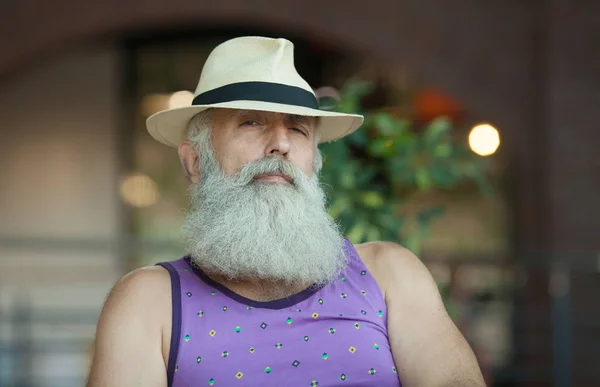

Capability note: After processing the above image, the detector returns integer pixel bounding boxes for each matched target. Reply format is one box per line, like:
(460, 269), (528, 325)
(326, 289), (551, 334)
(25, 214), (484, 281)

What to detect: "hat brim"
(146, 100), (364, 147)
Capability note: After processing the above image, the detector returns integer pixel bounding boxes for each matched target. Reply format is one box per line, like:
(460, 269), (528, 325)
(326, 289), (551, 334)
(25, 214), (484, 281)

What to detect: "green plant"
(320, 79), (492, 254)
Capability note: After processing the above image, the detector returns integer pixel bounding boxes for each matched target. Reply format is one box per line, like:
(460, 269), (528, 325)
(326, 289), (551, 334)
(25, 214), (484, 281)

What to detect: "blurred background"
(0, 1), (598, 386)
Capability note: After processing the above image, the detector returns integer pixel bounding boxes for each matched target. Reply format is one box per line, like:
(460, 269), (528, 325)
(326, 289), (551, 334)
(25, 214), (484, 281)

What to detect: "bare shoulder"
(354, 241), (433, 299)
(100, 265), (172, 318)
(96, 264), (172, 345)
(356, 241), (485, 386)
(87, 266), (172, 386)
(104, 265), (173, 353)
(109, 265), (171, 299)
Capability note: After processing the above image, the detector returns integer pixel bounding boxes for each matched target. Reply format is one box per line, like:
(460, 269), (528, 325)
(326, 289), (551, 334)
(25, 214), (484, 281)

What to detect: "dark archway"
(2, 1), (534, 134)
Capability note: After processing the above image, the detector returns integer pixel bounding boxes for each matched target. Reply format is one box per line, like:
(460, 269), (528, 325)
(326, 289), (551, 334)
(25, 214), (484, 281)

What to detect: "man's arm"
(87, 266), (171, 387)
(377, 243), (485, 387)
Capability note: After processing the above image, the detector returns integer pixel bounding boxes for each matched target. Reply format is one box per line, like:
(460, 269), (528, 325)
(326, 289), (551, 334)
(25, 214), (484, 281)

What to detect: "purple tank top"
(158, 240), (401, 386)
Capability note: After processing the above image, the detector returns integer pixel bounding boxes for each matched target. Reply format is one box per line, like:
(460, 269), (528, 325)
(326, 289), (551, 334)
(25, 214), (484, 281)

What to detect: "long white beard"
(181, 132), (346, 287)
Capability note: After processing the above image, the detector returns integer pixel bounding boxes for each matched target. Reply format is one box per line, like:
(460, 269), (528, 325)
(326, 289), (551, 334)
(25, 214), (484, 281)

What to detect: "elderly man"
(87, 36), (485, 387)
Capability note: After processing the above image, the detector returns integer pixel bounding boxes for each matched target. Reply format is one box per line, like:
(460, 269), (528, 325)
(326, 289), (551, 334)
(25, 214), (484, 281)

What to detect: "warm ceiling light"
(469, 124), (500, 156)
(120, 173), (159, 208)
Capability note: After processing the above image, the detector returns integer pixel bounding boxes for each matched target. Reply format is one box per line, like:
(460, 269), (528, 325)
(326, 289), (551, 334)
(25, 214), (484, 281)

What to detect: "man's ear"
(178, 140), (201, 184)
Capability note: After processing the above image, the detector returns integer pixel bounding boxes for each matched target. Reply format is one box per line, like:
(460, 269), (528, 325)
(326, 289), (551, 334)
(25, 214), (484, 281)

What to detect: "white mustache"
(234, 156), (305, 187)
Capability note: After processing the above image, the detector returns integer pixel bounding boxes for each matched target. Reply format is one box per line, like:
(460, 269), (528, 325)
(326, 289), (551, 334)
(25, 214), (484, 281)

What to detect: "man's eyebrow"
(286, 114), (316, 127)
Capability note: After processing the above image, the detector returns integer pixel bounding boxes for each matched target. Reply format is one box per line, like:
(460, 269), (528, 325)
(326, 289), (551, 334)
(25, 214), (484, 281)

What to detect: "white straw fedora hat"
(146, 36), (364, 146)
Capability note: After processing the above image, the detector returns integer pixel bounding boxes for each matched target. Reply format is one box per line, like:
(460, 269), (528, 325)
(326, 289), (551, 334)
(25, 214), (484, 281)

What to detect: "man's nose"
(264, 123), (291, 157)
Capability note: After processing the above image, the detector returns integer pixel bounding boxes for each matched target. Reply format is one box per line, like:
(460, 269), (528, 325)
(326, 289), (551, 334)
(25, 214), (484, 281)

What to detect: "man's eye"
(291, 127), (307, 136)
(241, 121), (260, 126)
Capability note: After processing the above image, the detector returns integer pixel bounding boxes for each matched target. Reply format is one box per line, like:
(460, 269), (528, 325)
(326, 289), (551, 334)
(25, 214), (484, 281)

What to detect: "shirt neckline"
(183, 256), (323, 310)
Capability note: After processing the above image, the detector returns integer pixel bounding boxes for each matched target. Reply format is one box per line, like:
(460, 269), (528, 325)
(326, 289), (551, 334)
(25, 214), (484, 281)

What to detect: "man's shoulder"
(89, 266), (172, 386)
(353, 241), (429, 298)
(101, 266), (172, 321)
(354, 241), (422, 275)
(113, 265), (172, 297)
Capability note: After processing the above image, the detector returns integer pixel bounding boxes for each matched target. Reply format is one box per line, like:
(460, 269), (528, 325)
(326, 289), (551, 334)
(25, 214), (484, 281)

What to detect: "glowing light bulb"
(469, 124), (500, 156)
(120, 173), (159, 207)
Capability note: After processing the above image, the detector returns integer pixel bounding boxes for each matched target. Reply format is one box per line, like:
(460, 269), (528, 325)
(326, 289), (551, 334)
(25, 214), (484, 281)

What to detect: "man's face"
(208, 109), (317, 180)
(179, 109), (345, 289)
